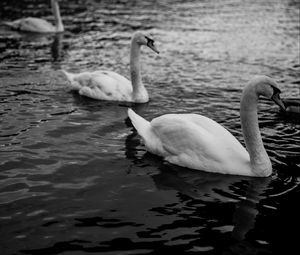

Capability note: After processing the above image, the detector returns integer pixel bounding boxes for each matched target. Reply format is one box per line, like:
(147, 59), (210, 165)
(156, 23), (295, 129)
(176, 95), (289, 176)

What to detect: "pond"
(0, 0), (299, 254)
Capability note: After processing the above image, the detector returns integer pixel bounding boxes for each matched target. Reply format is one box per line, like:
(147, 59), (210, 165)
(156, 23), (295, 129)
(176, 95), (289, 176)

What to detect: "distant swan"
(3, 0), (64, 33)
(128, 76), (286, 177)
(282, 98), (300, 114)
(62, 32), (159, 103)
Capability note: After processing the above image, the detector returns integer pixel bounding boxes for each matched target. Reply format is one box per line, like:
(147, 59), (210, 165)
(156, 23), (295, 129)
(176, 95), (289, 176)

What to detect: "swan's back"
(63, 70), (133, 101)
(152, 114), (248, 156)
(283, 99), (300, 113)
(148, 113), (251, 175)
(5, 18), (55, 32)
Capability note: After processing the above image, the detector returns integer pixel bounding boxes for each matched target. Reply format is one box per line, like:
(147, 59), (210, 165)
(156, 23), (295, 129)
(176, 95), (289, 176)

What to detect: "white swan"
(62, 32), (159, 103)
(3, 0), (64, 33)
(128, 76), (286, 177)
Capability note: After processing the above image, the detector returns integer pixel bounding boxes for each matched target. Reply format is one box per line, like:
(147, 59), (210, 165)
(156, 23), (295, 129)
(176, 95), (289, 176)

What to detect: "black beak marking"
(271, 86), (286, 111)
(271, 86), (281, 100)
(272, 86), (281, 94)
(145, 36), (154, 46)
(145, 36), (159, 54)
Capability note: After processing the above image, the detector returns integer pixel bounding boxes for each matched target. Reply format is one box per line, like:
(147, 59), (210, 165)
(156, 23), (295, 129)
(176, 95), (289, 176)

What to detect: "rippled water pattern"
(0, 0), (299, 254)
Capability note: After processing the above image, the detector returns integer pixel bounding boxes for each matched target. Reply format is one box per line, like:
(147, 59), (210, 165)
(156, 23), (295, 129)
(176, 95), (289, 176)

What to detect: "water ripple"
(0, 0), (299, 254)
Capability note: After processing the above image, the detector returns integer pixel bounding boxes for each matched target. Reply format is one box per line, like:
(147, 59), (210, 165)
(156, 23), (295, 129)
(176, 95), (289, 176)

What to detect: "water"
(0, 0), (299, 254)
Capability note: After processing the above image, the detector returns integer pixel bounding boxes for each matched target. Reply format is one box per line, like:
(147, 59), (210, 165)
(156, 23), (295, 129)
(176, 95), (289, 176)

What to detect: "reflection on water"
(0, 0), (299, 254)
(51, 33), (64, 63)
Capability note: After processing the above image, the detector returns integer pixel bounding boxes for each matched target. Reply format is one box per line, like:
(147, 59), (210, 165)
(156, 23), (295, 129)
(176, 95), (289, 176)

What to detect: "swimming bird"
(282, 98), (300, 114)
(62, 32), (159, 103)
(128, 76), (285, 177)
(3, 0), (64, 33)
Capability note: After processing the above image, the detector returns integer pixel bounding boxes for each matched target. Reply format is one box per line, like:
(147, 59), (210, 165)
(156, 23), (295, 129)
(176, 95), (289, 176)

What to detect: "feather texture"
(62, 32), (159, 103)
(128, 76), (284, 177)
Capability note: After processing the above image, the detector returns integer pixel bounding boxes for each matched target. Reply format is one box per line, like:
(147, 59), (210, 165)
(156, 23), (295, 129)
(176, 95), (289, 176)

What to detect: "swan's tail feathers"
(2, 21), (20, 29)
(61, 70), (74, 82)
(128, 109), (151, 141)
(2, 21), (12, 27)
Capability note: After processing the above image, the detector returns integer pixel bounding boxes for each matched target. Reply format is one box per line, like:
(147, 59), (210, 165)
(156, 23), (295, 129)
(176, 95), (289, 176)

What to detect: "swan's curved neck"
(240, 85), (272, 176)
(51, 0), (64, 32)
(130, 39), (148, 102)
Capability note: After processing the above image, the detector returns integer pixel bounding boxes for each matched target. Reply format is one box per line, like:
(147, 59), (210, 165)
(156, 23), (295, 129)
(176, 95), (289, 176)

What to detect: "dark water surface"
(0, 0), (300, 254)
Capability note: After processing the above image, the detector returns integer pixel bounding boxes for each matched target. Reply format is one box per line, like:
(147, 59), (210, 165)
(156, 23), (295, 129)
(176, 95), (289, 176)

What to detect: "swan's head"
(132, 32), (159, 54)
(252, 75), (286, 111)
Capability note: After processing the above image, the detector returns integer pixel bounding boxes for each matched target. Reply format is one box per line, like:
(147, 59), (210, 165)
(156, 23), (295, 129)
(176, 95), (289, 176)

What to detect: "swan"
(128, 76), (286, 177)
(62, 32), (159, 103)
(3, 0), (64, 33)
(282, 98), (300, 114)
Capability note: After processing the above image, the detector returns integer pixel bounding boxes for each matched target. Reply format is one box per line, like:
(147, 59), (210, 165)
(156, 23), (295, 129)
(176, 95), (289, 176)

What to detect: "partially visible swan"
(282, 98), (300, 114)
(3, 0), (64, 33)
(128, 76), (286, 177)
(62, 32), (159, 103)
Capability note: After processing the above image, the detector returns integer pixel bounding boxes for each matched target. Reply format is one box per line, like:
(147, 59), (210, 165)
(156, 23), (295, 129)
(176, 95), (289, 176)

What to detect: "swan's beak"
(147, 40), (159, 54)
(272, 92), (286, 111)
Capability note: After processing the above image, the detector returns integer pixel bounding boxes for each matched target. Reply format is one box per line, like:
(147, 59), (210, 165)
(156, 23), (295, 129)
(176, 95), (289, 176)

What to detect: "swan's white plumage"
(283, 98), (300, 113)
(3, 0), (63, 33)
(128, 76), (284, 177)
(4, 18), (56, 33)
(128, 109), (252, 176)
(62, 70), (134, 101)
(62, 32), (159, 103)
